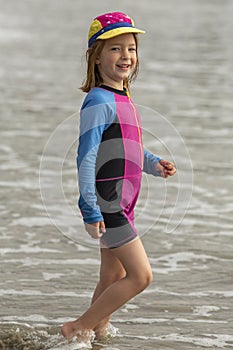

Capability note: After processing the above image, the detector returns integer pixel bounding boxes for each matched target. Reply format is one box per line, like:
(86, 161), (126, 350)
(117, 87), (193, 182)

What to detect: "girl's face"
(96, 33), (137, 90)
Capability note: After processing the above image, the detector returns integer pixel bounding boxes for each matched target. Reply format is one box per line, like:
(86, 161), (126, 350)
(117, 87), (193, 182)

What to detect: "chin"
(118, 73), (130, 81)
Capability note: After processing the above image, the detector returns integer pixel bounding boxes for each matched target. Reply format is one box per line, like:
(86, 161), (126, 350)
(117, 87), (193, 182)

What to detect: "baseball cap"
(88, 12), (145, 48)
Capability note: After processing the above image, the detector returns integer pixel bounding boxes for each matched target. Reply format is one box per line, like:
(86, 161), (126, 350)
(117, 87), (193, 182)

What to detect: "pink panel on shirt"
(114, 93), (143, 177)
(114, 93), (143, 226)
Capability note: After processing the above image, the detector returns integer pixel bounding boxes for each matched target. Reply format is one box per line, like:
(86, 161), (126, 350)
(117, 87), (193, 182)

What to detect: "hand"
(155, 159), (176, 178)
(84, 221), (106, 239)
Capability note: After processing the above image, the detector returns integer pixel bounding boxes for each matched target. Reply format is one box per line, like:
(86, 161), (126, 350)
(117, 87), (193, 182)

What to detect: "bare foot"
(94, 322), (110, 340)
(61, 320), (78, 339)
(61, 320), (95, 343)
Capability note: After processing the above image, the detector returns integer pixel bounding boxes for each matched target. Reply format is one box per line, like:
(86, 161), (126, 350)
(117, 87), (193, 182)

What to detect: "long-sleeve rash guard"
(77, 85), (161, 227)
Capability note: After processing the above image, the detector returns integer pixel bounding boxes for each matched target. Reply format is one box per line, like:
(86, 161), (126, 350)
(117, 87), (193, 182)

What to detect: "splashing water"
(105, 323), (119, 338)
(0, 323), (119, 350)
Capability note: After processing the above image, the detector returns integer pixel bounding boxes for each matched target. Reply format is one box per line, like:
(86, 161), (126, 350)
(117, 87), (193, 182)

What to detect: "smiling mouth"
(117, 64), (130, 69)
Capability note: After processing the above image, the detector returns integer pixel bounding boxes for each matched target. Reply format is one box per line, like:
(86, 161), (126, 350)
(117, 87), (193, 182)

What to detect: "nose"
(121, 49), (130, 60)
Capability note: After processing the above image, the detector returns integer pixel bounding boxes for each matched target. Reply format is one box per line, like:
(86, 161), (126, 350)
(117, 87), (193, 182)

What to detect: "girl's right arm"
(77, 105), (105, 225)
(77, 91), (115, 228)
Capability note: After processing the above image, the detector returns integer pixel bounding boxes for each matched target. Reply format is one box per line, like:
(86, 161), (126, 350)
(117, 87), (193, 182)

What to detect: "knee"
(134, 269), (153, 293)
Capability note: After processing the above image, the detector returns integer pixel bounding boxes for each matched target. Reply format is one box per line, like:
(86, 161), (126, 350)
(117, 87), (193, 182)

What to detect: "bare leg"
(61, 238), (152, 339)
(91, 247), (126, 339)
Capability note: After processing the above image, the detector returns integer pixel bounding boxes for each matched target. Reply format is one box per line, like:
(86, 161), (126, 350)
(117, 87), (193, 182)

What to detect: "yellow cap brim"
(97, 27), (145, 40)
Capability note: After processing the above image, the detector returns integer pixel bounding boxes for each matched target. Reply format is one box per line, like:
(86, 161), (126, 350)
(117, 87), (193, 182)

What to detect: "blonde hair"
(80, 34), (139, 93)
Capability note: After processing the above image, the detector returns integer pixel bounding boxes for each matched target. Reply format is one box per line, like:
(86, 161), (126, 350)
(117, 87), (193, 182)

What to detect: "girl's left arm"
(143, 148), (176, 178)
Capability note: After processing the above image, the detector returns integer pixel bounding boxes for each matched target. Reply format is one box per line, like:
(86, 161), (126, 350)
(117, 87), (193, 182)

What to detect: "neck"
(102, 80), (124, 91)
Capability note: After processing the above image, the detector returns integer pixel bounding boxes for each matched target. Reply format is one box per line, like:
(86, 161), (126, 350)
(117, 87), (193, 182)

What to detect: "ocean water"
(0, 0), (233, 349)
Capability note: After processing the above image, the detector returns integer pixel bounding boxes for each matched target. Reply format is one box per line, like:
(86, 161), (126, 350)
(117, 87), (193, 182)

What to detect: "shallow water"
(1, 0), (233, 349)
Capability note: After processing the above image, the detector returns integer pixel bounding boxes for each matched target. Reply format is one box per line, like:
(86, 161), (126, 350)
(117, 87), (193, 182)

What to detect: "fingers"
(167, 167), (176, 176)
(159, 159), (173, 169)
(99, 221), (106, 234)
(85, 221), (106, 239)
(159, 160), (177, 178)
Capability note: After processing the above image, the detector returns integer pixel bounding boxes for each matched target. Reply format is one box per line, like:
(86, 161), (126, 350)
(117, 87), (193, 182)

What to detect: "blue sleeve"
(143, 148), (162, 176)
(77, 89), (116, 224)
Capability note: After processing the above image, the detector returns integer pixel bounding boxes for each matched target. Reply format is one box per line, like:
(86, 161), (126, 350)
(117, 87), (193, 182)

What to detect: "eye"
(129, 47), (136, 52)
(111, 47), (120, 51)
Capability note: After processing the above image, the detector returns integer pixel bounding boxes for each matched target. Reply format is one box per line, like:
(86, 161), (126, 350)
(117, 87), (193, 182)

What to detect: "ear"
(95, 57), (100, 65)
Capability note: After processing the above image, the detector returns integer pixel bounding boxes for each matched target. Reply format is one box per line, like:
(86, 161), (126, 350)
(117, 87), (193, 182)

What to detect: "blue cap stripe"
(88, 22), (133, 47)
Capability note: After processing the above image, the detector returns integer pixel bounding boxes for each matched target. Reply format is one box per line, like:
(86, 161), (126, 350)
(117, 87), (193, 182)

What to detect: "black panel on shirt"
(96, 115), (125, 179)
(100, 84), (127, 96)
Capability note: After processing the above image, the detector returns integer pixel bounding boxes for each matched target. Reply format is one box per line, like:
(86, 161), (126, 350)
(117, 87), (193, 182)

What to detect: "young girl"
(62, 12), (176, 342)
